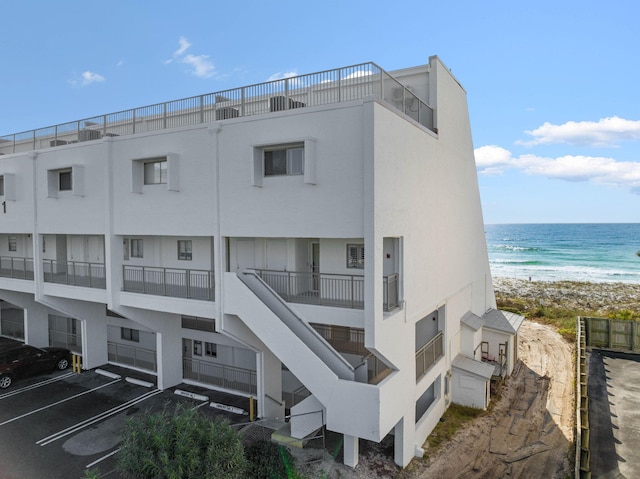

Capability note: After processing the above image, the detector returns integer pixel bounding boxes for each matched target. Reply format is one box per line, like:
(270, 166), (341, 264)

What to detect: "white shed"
(451, 354), (495, 409)
(481, 309), (525, 377)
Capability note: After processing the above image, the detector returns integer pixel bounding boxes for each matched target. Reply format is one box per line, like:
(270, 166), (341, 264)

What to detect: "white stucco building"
(0, 55), (521, 467)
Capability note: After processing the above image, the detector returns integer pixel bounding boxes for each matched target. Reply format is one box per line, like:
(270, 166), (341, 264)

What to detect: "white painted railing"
(0, 62), (434, 155)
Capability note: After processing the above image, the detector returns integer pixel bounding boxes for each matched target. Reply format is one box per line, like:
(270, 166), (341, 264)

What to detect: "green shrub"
(117, 404), (248, 479)
(82, 469), (100, 479)
(246, 439), (297, 479)
(607, 309), (638, 320)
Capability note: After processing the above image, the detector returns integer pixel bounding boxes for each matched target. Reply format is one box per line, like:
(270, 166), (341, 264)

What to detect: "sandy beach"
(493, 276), (640, 313)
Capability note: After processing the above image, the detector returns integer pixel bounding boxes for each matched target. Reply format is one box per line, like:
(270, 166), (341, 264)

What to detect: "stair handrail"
(238, 270), (355, 381)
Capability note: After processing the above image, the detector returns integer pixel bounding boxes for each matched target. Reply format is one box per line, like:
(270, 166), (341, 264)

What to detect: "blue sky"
(1, 1), (639, 224)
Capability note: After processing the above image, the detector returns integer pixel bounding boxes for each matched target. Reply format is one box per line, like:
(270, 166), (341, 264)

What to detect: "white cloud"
(475, 146), (640, 192)
(174, 36), (191, 57)
(182, 54), (215, 78)
(267, 71), (298, 82)
(343, 69), (374, 79)
(166, 37), (215, 78)
(80, 71), (105, 86)
(517, 116), (640, 147)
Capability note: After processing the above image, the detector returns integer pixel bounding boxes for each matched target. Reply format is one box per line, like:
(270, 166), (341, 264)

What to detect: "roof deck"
(0, 62), (435, 156)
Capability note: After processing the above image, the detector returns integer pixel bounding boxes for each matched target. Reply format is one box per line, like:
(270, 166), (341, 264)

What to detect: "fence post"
(350, 275), (355, 308)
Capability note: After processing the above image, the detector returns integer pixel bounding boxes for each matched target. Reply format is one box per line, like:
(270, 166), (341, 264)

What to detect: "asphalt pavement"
(0, 365), (253, 479)
(588, 349), (640, 479)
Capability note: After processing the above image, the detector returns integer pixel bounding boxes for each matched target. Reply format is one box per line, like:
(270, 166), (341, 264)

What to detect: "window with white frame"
(121, 327), (140, 342)
(8, 236), (17, 252)
(193, 340), (203, 356)
(177, 240), (192, 260)
(347, 244), (364, 269)
(143, 159), (167, 185)
(205, 342), (217, 358)
(47, 166), (83, 198)
(264, 144), (304, 176)
(130, 239), (143, 258)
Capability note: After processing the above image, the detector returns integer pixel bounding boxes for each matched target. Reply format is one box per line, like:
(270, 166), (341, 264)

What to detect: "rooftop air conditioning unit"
(78, 129), (102, 142)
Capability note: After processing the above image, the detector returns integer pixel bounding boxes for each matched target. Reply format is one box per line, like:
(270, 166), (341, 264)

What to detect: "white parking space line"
(37, 389), (162, 446)
(0, 379), (121, 426)
(86, 448), (120, 469)
(0, 372), (76, 400)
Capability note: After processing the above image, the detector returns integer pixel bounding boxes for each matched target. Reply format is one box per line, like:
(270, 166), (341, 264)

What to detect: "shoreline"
(493, 276), (640, 313)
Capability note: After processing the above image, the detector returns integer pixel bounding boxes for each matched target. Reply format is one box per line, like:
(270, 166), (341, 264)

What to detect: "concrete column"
(260, 349), (284, 419)
(24, 302), (49, 347)
(156, 324), (182, 390)
(82, 317), (108, 370)
(343, 434), (359, 468)
(394, 415), (414, 467)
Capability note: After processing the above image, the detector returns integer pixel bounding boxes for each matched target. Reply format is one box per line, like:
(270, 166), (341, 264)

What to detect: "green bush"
(117, 404), (248, 479)
(608, 309), (638, 320)
(246, 439), (297, 479)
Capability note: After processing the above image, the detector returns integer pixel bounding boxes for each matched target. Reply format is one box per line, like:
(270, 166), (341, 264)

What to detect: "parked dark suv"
(0, 344), (71, 388)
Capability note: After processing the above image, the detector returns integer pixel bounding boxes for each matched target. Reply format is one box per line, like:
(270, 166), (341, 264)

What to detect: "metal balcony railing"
(415, 331), (444, 381)
(43, 259), (106, 289)
(254, 269), (399, 311)
(183, 357), (257, 395)
(0, 62), (435, 155)
(108, 341), (157, 372)
(123, 265), (214, 301)
(311, 323), (367, 355)
(0, 256), (34, 280)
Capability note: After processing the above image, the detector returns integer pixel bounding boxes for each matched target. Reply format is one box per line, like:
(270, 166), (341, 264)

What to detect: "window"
(42, 236), (46, 253)
(59, 169), (72, 191)
(177, 240), (192, 260)
(347, 244), (364, 269)
(144, 159), (167, 185)
(133, 155), (179, 193)
(8, 236), (16, 252)
(193, 340), (202, 356)
(264, 145), (304, 176)
(48, 167), (83, 198)
(205, 342), (217, 358)
(0, 176), (4, 196)
(130, 239), (143, 258)
(121, 327), (140, 342)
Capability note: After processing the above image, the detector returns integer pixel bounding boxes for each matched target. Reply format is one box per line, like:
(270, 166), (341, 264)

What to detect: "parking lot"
(588, 349), (640, 479)
(0, 365), (253, 479)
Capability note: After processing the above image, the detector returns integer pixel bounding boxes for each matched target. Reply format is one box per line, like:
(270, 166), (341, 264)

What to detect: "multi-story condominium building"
(0, 55), (522, 468)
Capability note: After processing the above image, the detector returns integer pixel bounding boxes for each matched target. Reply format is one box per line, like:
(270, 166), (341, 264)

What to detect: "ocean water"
(485, 223), (640, 284)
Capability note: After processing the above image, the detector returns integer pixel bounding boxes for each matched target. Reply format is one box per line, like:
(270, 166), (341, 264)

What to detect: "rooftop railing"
(0, 62), (434, 155)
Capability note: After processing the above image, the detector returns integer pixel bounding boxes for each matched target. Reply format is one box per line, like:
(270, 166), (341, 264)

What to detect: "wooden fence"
(584, 317), (640, 351)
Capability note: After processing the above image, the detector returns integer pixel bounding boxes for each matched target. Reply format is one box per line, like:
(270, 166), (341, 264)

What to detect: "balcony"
(43, 259), (106, 289)
(123, 265), (214, 301)
(415, 331), (444, 381)
(0, 256), (34, 280)
(0, 62), (434, 155)
(255, 269), (399, 311)
(182, 358), (256, 395)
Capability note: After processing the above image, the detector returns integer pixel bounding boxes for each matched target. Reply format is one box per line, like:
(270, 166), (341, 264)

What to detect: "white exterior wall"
(452, 371), (489, 409)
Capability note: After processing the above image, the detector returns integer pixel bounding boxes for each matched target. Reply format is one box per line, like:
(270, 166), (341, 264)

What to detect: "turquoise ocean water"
(485, 223), (640, 284)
